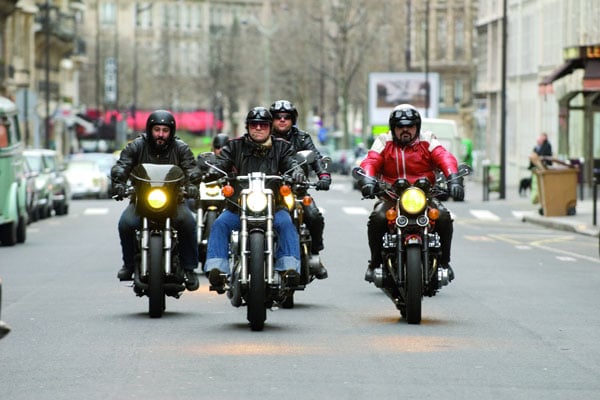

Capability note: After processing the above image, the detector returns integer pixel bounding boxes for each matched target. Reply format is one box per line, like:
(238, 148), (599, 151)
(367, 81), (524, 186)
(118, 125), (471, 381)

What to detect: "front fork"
(140, 217), (173, 276)
(239, 194), (274, 285)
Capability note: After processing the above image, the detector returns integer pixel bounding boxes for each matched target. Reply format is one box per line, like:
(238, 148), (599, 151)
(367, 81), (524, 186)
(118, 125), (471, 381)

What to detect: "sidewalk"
(464, 179), (600, 238)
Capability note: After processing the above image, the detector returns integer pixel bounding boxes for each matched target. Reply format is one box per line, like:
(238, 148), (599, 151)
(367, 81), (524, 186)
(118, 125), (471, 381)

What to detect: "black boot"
(364, 261), (375, 283)
(184, 270), (200, 291)
(117, 265), (133, 281)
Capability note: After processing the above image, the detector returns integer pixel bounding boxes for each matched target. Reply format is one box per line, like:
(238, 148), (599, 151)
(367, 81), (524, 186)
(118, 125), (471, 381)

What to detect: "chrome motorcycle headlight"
(247, 190), (268, 212)
(400, 187), (427, 214)
(147, 188), (168, 210)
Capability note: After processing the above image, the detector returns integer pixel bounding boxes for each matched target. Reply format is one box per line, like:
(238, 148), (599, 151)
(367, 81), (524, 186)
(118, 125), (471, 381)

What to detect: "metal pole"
(424, 1), (429, 118)
(499, 0), (508, 199)
(45, 0), (51, 148)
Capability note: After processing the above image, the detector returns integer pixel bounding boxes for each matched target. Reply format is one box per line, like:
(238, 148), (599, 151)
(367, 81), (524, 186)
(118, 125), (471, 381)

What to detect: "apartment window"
(454, 15), (465, 59)
(100, 2), (116, 27)
(436, 14), (447, 60)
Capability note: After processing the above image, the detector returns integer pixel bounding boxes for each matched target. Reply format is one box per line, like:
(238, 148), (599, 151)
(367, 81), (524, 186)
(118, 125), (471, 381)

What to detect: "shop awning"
(539, 60), (584, 94)
(539, 60), (581, 86)
(84, 109), (224, 134)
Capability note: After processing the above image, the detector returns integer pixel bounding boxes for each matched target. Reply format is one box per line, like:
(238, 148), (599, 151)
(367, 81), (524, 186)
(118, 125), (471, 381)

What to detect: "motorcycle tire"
(404, 245), (423, 324)
(247, 231), (266, 331)
(148, 234), (166, 318)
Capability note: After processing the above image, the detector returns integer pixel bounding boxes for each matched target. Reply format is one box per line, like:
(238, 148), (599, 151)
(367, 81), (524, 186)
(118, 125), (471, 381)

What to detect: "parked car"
(21, 157), (41, 223)
(330, 149), (356, 175)
(0, 96), (28, 245)
(65, 159), (110, 199)
(67, 152), (116, 197)
(23, 149), (70, 217)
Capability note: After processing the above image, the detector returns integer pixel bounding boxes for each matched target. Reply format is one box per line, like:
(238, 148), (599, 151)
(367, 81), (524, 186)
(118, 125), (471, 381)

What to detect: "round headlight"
(147, 188), (168, 209)
(400, 187), (427, 214)
(247, 191), (268, 212)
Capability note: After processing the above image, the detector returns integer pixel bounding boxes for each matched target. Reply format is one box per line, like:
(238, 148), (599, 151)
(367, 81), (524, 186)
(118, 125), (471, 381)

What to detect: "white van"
(420, 118), (462, 158)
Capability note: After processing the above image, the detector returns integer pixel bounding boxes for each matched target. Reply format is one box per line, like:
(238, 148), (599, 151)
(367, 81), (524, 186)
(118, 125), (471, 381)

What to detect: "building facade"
(476, 0), (600, 189)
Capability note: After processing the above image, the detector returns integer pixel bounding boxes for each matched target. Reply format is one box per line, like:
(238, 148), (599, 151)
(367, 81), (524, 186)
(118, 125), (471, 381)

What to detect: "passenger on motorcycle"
(357, 104), (464, 283)
(111, 109), (202, 291)
(269, 99), (330, 280)
(203, 107), (305, 291)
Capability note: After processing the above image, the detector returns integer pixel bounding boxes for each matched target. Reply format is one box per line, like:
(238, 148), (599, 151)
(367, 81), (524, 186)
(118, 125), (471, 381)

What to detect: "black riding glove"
(113, 183), (127, 201)
(447, 173), (465, 201)
(361, 182), (377, 199)
(186, 184), (199, 200)
(315, 173), (332, 191)
(292, 170), (305, 184)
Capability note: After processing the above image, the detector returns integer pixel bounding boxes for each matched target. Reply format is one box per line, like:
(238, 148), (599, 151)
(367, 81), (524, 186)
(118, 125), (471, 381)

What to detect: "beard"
(397, 131), (415, 146)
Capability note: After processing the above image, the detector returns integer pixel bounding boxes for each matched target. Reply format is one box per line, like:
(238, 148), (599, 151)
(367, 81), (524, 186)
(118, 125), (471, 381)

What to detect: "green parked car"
(0, 96), (28, 245)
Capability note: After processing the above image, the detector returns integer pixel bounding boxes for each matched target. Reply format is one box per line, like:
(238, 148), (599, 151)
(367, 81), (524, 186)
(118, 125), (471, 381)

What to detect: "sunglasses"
(391, 108), (418, 120)
(272, 100), (292, 109)
(248, 122), (270, 129)
(274, 114), (292, 121)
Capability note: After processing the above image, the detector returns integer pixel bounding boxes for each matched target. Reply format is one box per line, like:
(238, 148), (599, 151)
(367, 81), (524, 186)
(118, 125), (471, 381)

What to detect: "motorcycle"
(118, 163), (193, 318)
(204, 160), (310, 331)
(352, 164), (471, 324)
(195, 152), (226, 268)
(276, 150), (328, 308)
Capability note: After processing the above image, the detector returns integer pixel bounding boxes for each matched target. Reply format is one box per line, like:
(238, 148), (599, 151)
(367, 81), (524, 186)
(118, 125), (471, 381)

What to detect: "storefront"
(539, 44), (600, 187)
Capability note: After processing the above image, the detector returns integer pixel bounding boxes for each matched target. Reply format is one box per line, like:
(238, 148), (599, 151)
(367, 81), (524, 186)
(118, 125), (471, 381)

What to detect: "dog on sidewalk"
(519, 177), (531, 197)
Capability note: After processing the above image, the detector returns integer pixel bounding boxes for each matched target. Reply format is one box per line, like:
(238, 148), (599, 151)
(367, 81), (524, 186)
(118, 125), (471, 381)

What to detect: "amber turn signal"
(428, 207), (440, 220)
(222, 184), (235, 198)
(279, 185), (292, 197)
(385, 207), (397, 221)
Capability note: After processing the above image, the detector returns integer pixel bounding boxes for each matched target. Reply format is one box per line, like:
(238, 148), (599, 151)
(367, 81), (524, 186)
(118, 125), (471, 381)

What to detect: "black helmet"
(146, 109), (176, 151)
(388, 104), (421, 133)
(269, 99), (298, 124)
(212, 133), (229, 150)
(245, 107), (273, 128)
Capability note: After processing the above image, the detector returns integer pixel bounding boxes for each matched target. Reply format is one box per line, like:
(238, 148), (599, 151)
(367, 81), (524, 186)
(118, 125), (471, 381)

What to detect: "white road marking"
(342, 207), (369, 215)
(469, 209), (501, 221)
(84, 208), (109, 215)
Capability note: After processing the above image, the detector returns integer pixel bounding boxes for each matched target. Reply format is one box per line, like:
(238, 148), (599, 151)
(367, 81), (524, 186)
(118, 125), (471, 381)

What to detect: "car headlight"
(147, 188), (168, 209)
(400, 187), (427, 214)
(247, 190), (268, 212)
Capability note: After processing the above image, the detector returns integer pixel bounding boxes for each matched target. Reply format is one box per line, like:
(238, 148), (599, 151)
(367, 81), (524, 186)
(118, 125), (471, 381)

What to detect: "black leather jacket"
(274, 127), (329, 176)
(111, 134), (202, 185)
(209, 134), (302, 209)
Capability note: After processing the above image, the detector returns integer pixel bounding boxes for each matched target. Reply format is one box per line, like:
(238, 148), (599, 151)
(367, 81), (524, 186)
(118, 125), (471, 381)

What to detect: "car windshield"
(25, 155), (43, 172)
(67, 160), (97, 173)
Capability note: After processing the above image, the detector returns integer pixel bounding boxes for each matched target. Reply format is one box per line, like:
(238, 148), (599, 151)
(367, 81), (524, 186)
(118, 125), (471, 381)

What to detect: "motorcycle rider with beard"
(202, 106), (305, 292)
(111, 109), (202, 291)
(269, 99), (330, 279)
(358, 104), (464, 283)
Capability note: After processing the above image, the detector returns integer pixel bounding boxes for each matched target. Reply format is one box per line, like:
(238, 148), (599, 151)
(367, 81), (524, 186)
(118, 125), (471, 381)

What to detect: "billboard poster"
(368, 72), (440, 127)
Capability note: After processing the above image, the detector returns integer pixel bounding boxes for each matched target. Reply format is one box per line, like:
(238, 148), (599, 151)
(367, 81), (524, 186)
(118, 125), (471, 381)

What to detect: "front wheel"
(247, 232), (266, 331)
(404, 246), (423, 324)
(148, 234), (165, 318)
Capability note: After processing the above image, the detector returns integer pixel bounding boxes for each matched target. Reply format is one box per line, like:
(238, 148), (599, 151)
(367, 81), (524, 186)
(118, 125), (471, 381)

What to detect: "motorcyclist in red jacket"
(358, 104), (464, 283)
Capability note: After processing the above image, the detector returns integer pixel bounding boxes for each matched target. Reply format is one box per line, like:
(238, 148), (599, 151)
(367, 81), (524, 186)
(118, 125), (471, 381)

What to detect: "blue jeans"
(204, 209), (300, 274)
(118, 202), (198, 271)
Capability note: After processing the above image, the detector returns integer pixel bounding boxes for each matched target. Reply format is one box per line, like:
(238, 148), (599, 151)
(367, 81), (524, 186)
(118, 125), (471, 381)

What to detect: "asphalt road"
(1, 175), (599, 400)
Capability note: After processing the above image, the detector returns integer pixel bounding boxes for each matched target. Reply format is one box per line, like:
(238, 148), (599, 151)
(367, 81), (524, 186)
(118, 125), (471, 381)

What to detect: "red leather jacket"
(360, 130), (458, 185)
